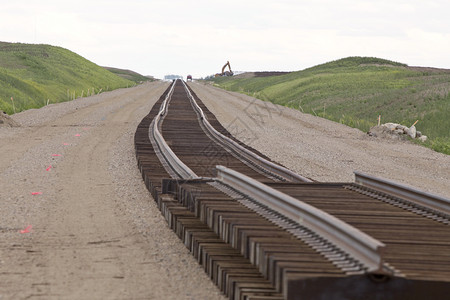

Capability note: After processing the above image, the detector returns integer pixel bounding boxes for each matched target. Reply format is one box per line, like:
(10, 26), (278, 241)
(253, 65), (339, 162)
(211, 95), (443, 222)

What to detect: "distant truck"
(187, 75), (193, 81)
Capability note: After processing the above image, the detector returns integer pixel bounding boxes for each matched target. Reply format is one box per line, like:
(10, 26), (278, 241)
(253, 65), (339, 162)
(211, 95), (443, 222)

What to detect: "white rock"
(395, 124), (407, 131)
(418, 135), (427, 142)
(406, 125), (417, 139)
(383, 123), (397, 130)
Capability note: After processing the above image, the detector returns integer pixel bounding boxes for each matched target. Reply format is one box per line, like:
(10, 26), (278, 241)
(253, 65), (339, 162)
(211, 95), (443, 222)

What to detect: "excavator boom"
(215, 61), (234, 77)
(222, 61), (231, 73)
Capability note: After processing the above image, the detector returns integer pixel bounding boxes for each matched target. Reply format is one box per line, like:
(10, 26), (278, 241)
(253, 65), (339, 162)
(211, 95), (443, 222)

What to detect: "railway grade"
(134, 80), (450, 299)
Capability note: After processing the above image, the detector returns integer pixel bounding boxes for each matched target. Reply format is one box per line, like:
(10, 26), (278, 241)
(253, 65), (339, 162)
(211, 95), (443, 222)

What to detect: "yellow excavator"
(215, 61), (234, 77)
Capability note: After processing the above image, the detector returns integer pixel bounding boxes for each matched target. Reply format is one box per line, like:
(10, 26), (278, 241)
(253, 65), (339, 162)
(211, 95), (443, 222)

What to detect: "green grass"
(103, 66), (154, 83)
(210, 57), (450, 154)
(0, 42), (134, 114)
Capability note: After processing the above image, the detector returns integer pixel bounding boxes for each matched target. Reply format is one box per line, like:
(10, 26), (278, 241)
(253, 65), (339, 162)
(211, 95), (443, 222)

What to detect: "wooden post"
(10, 97), (16, 114)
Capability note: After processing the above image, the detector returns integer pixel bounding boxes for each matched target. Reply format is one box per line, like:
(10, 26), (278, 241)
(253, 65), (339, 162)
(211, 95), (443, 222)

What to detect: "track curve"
(135, 79), (450, 299)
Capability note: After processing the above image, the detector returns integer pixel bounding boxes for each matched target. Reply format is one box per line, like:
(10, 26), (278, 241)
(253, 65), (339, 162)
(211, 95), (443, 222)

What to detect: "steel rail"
(216, 165), (389, 275)
(150, 80), (198, 179)
(354, 171), (450, 216)
(182, 81), (312, 183)
(146, 80), (394, 275)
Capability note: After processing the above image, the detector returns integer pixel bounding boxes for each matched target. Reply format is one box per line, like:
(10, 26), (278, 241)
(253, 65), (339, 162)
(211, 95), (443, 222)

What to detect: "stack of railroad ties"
(134, 80), (450, 300)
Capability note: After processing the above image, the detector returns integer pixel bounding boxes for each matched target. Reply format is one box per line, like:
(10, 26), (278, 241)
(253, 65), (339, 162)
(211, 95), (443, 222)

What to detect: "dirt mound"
(232, 72), (256, 79)
(368, 123), (427, 142)
(368, 125), (406, 141)
(232, 71), (291, 79)
(0, 111), (20, 127)
(254, 71), (291, 77)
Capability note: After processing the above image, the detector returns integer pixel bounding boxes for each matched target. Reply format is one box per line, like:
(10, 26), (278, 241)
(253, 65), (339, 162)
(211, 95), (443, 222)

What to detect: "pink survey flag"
(20, 225), (32, 234)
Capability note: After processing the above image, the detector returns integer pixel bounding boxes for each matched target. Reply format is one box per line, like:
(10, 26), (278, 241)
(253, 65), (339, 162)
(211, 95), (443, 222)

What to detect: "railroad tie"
(158, 193), (283, 299)
(173, 181), (346, 296)
(134, 80), (450, 299)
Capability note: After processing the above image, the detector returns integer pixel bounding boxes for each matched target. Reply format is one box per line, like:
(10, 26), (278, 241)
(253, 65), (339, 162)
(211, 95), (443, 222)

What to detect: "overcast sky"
(2, 0), (449, 79)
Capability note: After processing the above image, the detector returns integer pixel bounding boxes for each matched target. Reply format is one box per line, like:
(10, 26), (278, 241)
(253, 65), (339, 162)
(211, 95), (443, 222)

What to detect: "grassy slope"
(103, 66), (154, 83)
(211, 57), (450, 154)
(0, 42), (134, 114)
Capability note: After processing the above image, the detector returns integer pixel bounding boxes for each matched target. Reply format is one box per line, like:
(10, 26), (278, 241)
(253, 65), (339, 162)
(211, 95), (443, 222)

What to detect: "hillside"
(210, 57), (450, 154)
(103, 66), (154, 83)
(0, 42), (134, 114)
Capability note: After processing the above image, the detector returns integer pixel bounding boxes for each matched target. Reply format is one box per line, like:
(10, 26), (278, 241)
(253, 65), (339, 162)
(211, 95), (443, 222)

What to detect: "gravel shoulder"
(0, 82), (225, 300)
(188, 81), (450, 198)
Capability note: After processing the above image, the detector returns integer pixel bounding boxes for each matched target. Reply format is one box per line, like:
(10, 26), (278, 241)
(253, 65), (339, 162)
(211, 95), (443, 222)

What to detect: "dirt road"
(0, 82), (225, 299)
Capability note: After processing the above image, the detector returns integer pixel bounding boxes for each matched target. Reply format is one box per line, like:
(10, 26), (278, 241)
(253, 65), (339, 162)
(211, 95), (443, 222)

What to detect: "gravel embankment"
(189, 81), (450, 198)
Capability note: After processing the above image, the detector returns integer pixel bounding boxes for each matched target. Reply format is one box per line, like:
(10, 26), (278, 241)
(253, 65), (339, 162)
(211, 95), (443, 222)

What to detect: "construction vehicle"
(215, 61), (234, 77)
(187, 75), (192, 81)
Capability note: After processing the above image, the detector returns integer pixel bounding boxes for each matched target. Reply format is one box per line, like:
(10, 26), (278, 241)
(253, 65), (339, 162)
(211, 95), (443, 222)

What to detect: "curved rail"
(182, 81), (312, 183)
(137, 80), (450, 299)
(150, 80), (198, 179)
(149, 80), (390, 275)
(355, 171), (450, 216)
(216, 165), (388, 274)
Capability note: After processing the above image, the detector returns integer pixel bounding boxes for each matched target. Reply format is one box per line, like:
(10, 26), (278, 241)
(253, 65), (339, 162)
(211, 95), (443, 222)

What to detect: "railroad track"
(134, 80), (450, 299)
